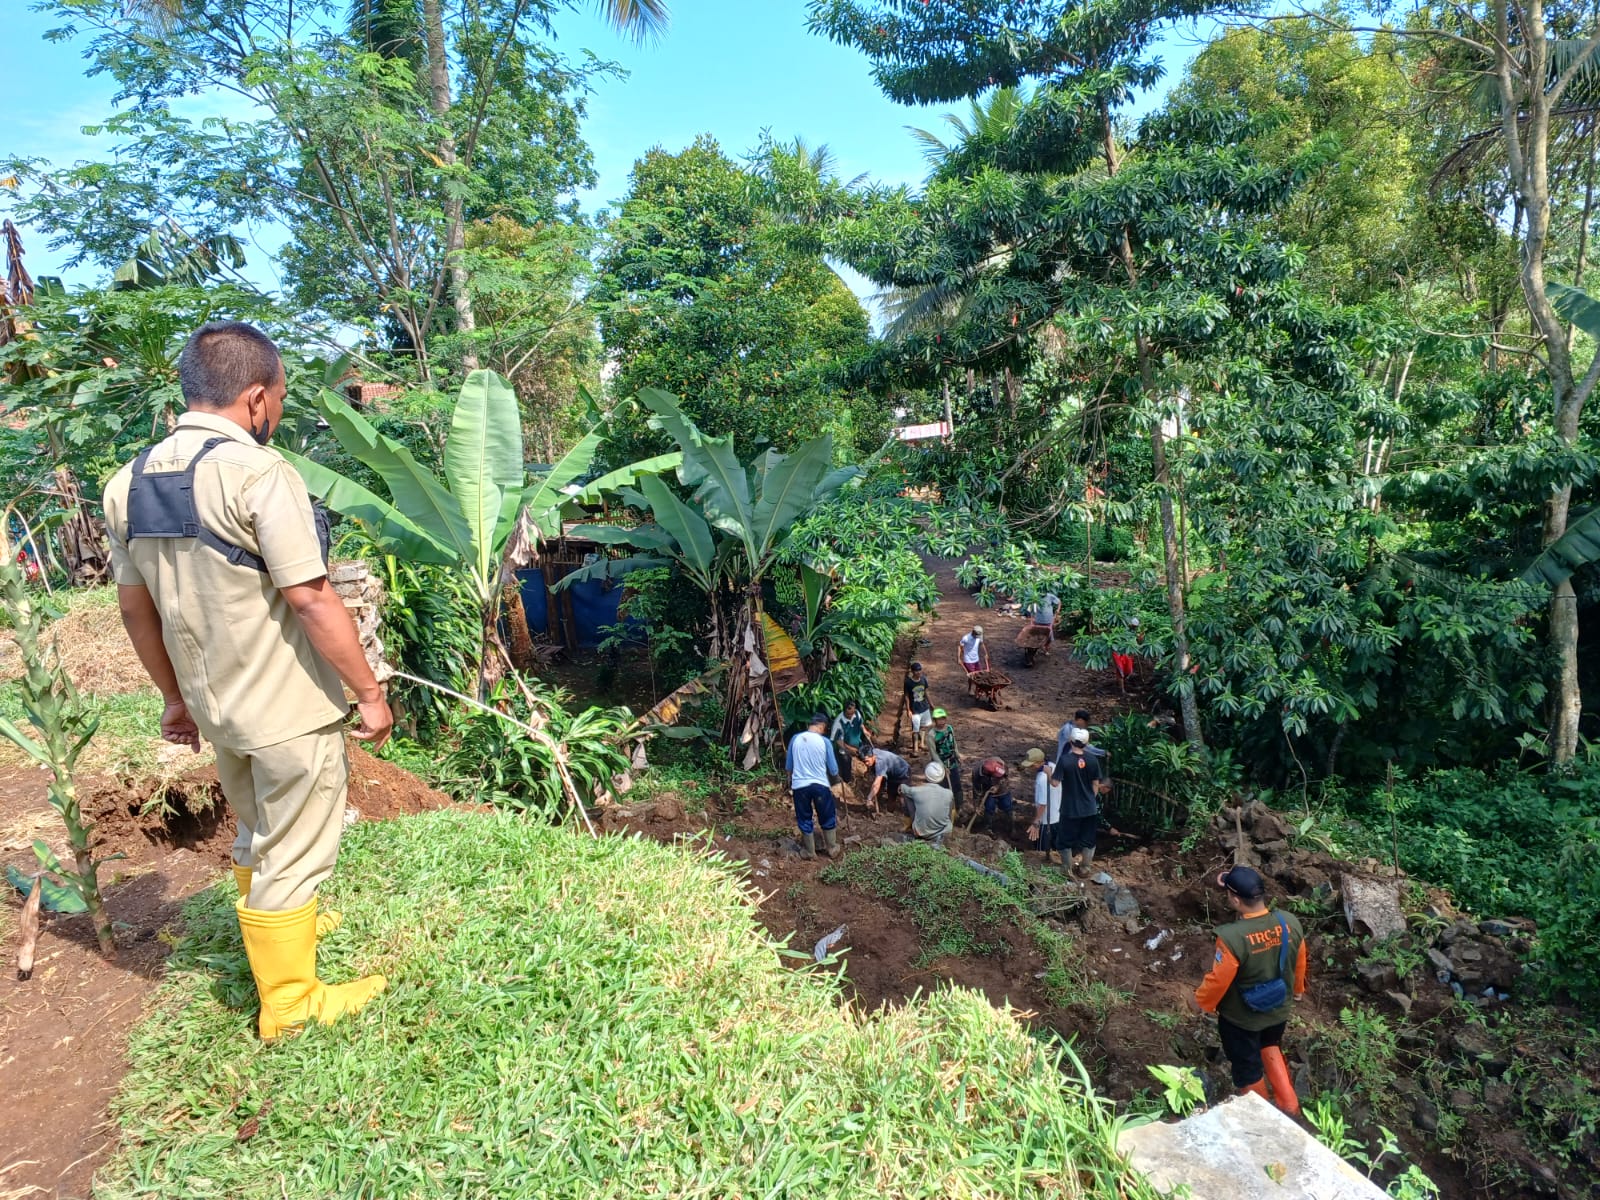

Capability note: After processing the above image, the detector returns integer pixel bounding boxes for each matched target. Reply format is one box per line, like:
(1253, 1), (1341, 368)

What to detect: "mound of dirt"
(0, 744), (454, 1200)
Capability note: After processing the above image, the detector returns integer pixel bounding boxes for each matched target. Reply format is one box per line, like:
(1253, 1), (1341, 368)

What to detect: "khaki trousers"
(216, 722), (349, 911)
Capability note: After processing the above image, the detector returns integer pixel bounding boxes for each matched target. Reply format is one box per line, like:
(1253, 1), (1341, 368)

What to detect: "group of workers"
(784, 623), (1309, 1118)
(101, 319), (1306, 1112)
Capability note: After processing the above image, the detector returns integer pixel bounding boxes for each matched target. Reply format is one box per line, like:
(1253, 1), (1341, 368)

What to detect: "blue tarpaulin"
(516, 567), (633, 650)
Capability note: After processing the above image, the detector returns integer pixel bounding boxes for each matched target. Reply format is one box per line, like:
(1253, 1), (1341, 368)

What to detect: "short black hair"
(1075, 709), (1091, 722)
(178, 321), (282, 408)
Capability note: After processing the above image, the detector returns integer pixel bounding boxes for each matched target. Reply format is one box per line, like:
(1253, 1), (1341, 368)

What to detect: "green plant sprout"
(1147, 1064), (1206, 1117)
(0, 523), (116, 957)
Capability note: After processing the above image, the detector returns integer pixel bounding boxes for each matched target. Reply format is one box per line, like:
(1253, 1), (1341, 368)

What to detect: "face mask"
(250, 415), (274, 445)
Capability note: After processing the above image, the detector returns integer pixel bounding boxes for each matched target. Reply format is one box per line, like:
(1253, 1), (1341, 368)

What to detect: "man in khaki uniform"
(103, 320), (392, 1040)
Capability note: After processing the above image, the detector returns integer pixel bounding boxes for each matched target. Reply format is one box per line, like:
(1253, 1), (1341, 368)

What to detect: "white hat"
(924, 761), (947, 783)
(1129, 617), (1140, 628)
(972, 624), (984, 636)
(1071, 728), (1090, 744)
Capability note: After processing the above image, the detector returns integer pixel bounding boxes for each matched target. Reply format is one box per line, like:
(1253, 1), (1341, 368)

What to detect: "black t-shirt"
(1055, 747), (1102, 818)
(903, 674), (931, 713)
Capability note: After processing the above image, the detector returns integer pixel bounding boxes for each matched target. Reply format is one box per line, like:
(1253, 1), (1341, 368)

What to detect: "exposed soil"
(0, 745), (453, 1200)
(608, 555), (1596, 1200)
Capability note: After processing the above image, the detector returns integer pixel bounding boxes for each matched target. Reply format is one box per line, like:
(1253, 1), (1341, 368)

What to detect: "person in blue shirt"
(787, 712), (843, 859)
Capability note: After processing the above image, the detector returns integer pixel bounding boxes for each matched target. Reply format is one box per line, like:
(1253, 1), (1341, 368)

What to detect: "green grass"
(823, 841), (1026, 964)
(823, 842), (1125, 1019)
(98, 811), (1156, 1199)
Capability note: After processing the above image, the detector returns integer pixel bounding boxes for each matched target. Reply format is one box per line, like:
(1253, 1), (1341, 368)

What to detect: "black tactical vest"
(124, 436), (331, 571)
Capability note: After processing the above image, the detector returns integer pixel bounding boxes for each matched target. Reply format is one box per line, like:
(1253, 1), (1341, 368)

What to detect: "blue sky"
(5, 1), (1214, 303)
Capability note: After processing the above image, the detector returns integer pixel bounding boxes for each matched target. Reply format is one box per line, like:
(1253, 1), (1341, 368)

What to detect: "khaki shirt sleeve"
(101, 470), (145, 587)
(243, 459), (327, 588)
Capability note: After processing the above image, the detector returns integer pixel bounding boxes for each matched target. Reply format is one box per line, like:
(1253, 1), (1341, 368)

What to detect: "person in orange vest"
(1193, 865), (1308, 1116)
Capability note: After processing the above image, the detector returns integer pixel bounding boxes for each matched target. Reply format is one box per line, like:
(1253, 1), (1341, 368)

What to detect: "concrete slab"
(1118, 1093), (1389, 1199)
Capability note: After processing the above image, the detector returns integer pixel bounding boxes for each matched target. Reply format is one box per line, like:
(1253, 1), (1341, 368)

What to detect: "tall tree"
(810, 0), (1265, 751)
(1235, 3), (1600, 757)
(594, 136), (877, 460)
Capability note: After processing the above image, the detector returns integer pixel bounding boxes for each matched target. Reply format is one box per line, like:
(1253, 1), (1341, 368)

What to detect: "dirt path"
(870, 555), (1129, 772)
(0, 749), (454, 1199)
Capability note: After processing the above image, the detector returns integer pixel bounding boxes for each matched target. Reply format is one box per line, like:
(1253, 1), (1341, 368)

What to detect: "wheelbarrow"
(968, 668), (1012, 710)
(1014, 622), (1053, 667)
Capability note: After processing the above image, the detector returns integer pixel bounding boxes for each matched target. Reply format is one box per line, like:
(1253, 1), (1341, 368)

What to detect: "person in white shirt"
(958, 624), (988, 690)
(1022, 748), (1064, 864)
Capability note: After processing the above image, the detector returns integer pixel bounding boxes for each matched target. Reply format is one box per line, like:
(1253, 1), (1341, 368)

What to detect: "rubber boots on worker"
(1261, 1046), (1301, 1117)
(236, 897), (386, 1041)
(1078, 846), (1095, 872)
(233, 864), (341, 937)
(1238, 1078), (1271, 1102)
(821, 827), (840, 859)
(801, 832), (817, 860)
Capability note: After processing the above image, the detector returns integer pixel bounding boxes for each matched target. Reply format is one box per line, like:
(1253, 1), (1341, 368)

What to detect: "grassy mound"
(99, 811), (1155, 1199)
(824, 841), (1124, 1021)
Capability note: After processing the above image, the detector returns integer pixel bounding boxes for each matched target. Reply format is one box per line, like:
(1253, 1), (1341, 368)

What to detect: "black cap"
(809, 712), (829, 726)
(909, 661), (923, 672)
(1217, 865), (1266, 900)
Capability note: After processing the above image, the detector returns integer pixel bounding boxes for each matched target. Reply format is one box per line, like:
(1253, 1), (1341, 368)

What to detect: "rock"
(650, 797), (684, 823)
(1355, 960), (1399, 994)
(1425, 948), (1454, 977)
(1413, 1096), (1440, 1134)
(780, 838), (805, 857)
(1482, 1081), (1513, 1110)
(1248, 806), (1293, 844)
(1447, 1089), (1474, 1113)
(328, 560), (367, 585)
(1449, 1026), (1510, 1076)
(1107, 885), (1141, 918)
(1342, 874), (1406, 940)
(1384, 990), (1414, 1016)
(1477, 919), (1516, 938)
(1090, 871), (1115, 886)
(1254, 839), (1290, 854)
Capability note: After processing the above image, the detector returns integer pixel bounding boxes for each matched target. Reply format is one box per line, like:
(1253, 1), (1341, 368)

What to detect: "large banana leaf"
(525, 426), (607, 539)
(638, 388), (752, 531)
(283, 448), (455, 566)
(552, 554), (670, 590)
(1550, 280), (1600, 340)
(570, 451), (683, 506)
(799, 562), (832, 636)
(444, 370), (523, 589)
(747, 434), (845, 575)
(1524, 505), (1600, 587)
(312, 387), (475, 566)
(638, 474), (717, 582)
(569, 523), (679, 553)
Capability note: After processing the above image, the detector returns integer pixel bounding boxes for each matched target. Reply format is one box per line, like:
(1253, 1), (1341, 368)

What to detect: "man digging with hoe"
(105, 320), (393, 1041)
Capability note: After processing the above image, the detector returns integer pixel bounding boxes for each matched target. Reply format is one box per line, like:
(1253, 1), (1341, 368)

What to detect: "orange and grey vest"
(1215, 909), (1304, 1031)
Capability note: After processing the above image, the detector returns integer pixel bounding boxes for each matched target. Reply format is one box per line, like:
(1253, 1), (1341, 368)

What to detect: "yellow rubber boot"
(233, 865), (341, 937)
(236, 897), (386, 1041)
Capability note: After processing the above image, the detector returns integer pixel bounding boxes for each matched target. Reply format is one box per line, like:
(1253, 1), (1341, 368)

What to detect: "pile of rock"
(1422, 910), (1525, 1002)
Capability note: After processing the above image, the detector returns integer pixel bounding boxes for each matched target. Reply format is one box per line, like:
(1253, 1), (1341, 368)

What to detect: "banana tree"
(562, 387), (858, 766)
(285, 369), (679, 696)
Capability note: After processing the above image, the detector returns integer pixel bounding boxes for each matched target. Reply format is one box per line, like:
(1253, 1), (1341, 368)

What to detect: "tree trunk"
(1099, 100), (1205, 750)
(504, 581), (536, 671)
(421, 0), (478, 368)
(1496, 1), (1592, 760)
(54, 467), (110, 586)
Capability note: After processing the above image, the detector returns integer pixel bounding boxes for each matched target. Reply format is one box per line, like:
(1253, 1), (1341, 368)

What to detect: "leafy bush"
(776, 492), (936, 725)
(1340, 764), (1600, 1004)
(436, 682), (634, 813)
(1096, 711), (1242, 838)
(378, 558), (480, 741)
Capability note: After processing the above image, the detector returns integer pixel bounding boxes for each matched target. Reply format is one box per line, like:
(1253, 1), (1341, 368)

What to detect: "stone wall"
(329, 560), (394, 683)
